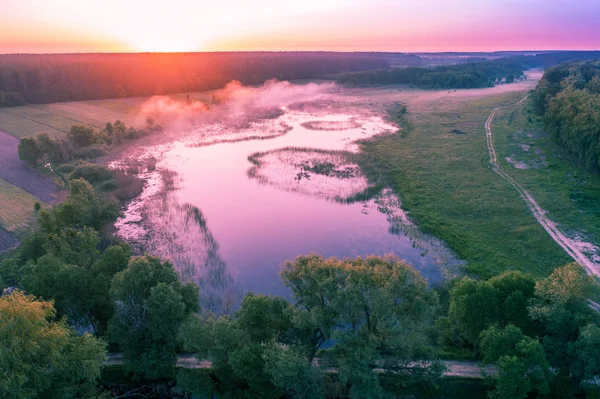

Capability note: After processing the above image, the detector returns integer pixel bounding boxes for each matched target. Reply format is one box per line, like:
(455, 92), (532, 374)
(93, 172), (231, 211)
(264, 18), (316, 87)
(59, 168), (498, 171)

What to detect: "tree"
(67, 124), (98, 147)
(570, 323), (600, 383)
(67, 124), (97, 147)
(444, 271), (537, 351)
(263, 343), (325, 399)
(528, 263), (599, 374)
(113, 120), (126, 145)
(446, 277), (500, 349)
(18, 137), (41, 167)
(178, 294), (303, 398)
(39, 178), (119, 232)
(107, 255), (199, 379)
(281, 254), (442, 398)
(488, 271), (536, 333)
(21, 228), (130, 334)
(36, 133), (67, 163)
(480, 325), (552, 399)
(0, 291), (106, 399)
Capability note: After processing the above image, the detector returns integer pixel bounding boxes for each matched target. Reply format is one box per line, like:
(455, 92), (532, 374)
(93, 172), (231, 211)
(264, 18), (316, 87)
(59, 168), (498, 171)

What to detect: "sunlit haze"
(2, 0), (599, 53)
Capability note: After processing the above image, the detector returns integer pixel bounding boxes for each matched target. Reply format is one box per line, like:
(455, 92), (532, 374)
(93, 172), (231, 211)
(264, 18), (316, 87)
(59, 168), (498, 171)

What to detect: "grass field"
(492, 102), (600, 251)
(0, 90), (219, 139)
(0, 178), (42, 236)
(357, 85), (571, 278)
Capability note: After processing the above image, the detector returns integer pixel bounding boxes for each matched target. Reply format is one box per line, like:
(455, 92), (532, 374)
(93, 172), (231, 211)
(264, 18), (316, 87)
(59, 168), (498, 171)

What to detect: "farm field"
(355, 81), (572, 278)
(0, 178), (43, 235)
(0, 89), (219, 139)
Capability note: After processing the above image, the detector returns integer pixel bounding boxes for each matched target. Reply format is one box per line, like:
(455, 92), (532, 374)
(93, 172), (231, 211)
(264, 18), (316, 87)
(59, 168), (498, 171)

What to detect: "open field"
(0, 177), (42, 235)
(356, 82), (571, 278)
(0, 90), (220, 139)
(491, 101), (600, 268)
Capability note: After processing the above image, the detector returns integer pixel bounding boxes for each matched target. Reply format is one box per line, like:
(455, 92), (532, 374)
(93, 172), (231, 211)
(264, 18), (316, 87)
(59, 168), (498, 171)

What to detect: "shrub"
(72, 144), (109, 159)
(100, 179), (119, 192)
(55, 163), (77, 174)
(113, 170), (144, 201)
(70, 164), (114, 184)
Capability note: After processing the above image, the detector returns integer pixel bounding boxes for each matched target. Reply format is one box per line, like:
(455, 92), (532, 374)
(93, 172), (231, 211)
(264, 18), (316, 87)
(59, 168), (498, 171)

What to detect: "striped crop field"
(0, 178), (42, 235)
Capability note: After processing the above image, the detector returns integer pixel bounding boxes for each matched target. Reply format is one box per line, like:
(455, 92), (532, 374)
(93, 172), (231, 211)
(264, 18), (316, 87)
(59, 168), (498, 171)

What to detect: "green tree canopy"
(107, 255), (199, 379)
(17, 137), (41, 167)
(39, 178), (119, 232)
(444, 270), (536, 351)
(0, 291), (106, 399)
(21, 228), (130, 334)
(281, 254), (442, 398)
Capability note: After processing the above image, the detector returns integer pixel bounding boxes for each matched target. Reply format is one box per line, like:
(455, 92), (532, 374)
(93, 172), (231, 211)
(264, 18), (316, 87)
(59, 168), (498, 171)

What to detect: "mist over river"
(114, 84), (462, 311)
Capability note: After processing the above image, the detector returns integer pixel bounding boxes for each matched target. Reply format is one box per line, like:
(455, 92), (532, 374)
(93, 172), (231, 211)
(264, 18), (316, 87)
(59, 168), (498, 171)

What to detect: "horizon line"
(2, 49), (600, 56)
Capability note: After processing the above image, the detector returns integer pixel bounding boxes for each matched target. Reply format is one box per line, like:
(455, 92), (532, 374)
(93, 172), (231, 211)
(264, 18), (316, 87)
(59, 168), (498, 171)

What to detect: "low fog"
(137, 79), (337, 132)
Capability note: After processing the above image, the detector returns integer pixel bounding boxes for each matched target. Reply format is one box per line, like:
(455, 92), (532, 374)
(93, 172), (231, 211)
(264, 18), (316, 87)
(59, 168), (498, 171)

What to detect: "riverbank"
(354, 81), (571, 278)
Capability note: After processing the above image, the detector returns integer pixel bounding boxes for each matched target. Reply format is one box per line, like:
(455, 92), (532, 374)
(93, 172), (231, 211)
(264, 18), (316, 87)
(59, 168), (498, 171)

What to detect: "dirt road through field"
(485, 97), (600, 277)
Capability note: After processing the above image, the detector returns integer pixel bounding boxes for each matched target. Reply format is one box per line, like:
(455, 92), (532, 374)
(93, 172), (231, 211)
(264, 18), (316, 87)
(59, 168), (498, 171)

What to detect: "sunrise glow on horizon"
(2, 0), (600, 53)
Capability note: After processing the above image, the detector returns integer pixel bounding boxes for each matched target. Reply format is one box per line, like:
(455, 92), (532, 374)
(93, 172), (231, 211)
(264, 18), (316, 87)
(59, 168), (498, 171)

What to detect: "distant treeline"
(532, 60), (600, 170)
(335, 51), (600, 89)
(0, 52), (388, 106)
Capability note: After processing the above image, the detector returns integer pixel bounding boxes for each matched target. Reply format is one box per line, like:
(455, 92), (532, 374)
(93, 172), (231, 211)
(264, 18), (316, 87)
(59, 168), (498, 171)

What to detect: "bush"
(72, 144), (109, 159)
(70, 164), (114, 184)
(113, 171), (144, 200)
(55, 163), (77, 174)
(100, 179), (119, 192)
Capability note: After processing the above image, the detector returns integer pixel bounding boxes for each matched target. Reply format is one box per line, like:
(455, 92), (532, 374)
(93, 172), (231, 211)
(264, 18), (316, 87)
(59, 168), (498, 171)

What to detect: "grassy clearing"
(358, 88), (570, 278)
(0, 178), (41, 236)
(492, 102), (600, 247)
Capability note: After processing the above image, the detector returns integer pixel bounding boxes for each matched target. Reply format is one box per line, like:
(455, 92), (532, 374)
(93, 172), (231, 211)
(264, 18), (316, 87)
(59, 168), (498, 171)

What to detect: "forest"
(531, 60), (600, 170)
(335, 59), (526, 88)
(0, 52), (388, 106)
(2, 121), (600, 398)
(2, 51), (600, 107)
(335, 51), (600, 89)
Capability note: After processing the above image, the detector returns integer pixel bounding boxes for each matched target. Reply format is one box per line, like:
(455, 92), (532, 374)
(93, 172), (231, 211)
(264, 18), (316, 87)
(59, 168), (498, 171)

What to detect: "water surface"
(116, 101), (461, 311)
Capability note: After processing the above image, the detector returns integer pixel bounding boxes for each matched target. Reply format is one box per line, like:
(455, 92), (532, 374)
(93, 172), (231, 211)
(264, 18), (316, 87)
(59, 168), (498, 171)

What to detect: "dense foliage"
(438, 265), (600, 399)
(532, 60), (600, 170)
(178, 255), (444, 398)
(0, 291), (106, 399)
(107, 255), (199, 379)
(336, 60), (525, 88)
(336, 51), (600, 89)
(0, 52), (388, 106)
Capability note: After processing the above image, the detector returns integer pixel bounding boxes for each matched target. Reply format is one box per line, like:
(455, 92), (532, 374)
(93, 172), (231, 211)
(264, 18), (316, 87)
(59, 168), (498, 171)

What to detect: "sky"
(1, 0), (599, 53)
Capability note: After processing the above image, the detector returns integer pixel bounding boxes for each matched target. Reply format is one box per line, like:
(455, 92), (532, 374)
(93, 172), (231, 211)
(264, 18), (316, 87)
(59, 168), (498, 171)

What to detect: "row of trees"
(335, 59), (526, 88)
(335, 51), (600, 89)
(0, 52), (388, 106)
(531, 61), (600, 170)
(18, 120), (150, 168)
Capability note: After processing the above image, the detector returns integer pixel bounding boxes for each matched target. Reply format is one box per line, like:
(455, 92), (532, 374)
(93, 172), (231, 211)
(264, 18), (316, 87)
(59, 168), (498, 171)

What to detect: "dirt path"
(104, 354), (494, 378)
(485, 97), (600, 278)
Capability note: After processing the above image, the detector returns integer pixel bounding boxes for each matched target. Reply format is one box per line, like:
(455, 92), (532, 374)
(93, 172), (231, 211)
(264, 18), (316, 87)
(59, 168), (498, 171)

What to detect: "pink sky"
(1, 0), (599, 53)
